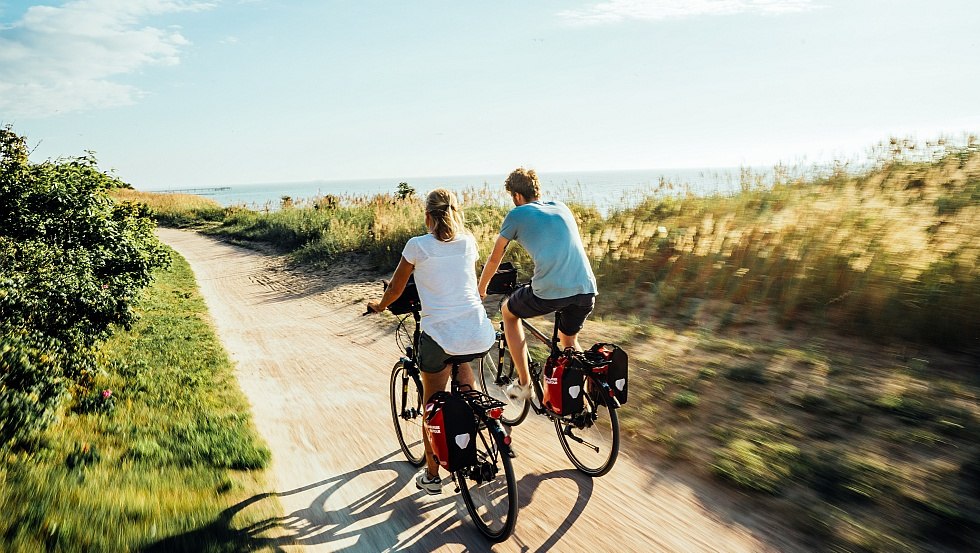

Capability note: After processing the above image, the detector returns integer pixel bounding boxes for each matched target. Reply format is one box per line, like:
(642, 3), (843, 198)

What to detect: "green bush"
(0, 332), (70, 445)
(0, 126), (169, 446)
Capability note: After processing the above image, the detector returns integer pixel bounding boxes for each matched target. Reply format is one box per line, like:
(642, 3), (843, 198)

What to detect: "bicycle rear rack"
(459, 389), (506, 412)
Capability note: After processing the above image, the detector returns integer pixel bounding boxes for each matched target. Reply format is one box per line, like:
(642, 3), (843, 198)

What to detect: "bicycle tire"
(389, 361), (426, 466)
(457, 421), (518, 542)
(554, 377), (620, 477)
(478, 348), (530, 426)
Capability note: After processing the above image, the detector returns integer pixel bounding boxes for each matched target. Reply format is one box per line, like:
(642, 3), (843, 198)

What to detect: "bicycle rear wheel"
(478, 348), (530, 426)
(457, 421), (518, 542)
(554, 377), (620, 477)
(389, 361), (425, 466)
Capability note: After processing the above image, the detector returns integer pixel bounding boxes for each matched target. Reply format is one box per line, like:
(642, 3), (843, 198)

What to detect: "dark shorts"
(417, 332), (486, 374)
(505, 284), (595, 336)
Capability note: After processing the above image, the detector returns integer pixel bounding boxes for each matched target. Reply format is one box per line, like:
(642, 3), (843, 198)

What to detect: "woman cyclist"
(367, 188), (496, 494)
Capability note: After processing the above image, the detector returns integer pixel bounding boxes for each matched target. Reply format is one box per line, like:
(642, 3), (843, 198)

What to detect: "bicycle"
(479, 265), (625, 477)
(380, 278), (519, 542)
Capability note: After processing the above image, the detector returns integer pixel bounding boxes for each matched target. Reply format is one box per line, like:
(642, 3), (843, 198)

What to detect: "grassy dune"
(111, 189), (226, 228)
(142, 143), (980, 350)
(120, 142), (980, 552)
(0, 250), (275, 552)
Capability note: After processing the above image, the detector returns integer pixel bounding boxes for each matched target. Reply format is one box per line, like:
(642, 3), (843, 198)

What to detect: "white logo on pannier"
(615, 378), (626, 391)
(455, 434), (470, 449)
(569, 385), (581, 399)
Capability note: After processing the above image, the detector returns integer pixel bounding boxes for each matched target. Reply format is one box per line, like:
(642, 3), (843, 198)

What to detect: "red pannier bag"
(589, 343), (628, 404)
(424, 391), (477, 471)
(542, 350), (585, 416)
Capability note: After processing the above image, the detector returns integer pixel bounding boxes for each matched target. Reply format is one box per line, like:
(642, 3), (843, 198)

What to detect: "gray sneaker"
(416, 469), (442, 495)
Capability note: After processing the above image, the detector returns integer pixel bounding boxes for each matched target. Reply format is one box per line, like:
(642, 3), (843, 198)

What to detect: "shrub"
(712, 437), (800, 493)
(672, 390), (700, 408)
(0, 332), (70, 445)
(725, 362), (769, 384)
(0, 126), (169, 445)
(396, 181), (415, 200)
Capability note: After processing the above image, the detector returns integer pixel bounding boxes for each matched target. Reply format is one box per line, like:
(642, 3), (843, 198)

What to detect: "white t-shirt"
(401, 233), (496, 355)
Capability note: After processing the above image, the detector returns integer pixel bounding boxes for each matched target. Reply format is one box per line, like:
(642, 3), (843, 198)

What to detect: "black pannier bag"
(589, 343), (628, 404)
(385, 274), (421, 315)
(424, 391), (477, 472)
(542, 350), (585, 416)
(487, 262), (518, 294)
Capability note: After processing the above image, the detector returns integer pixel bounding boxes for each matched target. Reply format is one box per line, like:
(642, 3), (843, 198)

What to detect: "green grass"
(0, 249), (275, 552)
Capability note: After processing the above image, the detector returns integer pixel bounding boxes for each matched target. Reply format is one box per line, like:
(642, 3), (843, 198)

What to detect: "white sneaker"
(415, 469), (442, 495)
(505, 381), (531, 402)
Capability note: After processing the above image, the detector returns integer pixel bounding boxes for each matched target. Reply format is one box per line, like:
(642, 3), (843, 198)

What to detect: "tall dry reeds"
(110, 189), (225, 228)
(590, 144), (979, 348)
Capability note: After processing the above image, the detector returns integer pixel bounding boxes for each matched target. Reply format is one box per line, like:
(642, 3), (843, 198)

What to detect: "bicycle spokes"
(561, 425), (601, 453)
(478, 350), (530, 426)
(554, 379), (620, 477)
(390, 361), (426, 467)
(457, 422), (518, 542)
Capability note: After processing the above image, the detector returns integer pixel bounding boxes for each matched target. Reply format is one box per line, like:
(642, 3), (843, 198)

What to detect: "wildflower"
(102, 389), (112, 400)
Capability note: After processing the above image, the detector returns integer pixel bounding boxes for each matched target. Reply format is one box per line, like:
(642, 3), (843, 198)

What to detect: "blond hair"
(504, 167), (540, 201)
(426, 188), (465, 242)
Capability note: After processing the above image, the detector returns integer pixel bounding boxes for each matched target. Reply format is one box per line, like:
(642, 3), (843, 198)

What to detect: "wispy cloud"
(558, 0), (820, 26)
(0, 0), (214, 118)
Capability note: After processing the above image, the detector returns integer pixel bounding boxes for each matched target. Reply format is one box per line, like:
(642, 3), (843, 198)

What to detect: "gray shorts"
(417, 332), (486, 374)
(505, 284), (595, 336)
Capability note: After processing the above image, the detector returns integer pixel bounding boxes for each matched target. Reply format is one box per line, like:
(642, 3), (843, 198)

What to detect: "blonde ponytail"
(426, 188), (464, 242)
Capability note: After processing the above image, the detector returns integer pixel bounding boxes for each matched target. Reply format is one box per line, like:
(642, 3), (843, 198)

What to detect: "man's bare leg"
(558, 329), (582, 351)
(501, 299), (529, 386)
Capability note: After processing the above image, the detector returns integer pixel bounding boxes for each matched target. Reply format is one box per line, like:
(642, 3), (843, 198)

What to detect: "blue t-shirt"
(499, 200), (597, 300)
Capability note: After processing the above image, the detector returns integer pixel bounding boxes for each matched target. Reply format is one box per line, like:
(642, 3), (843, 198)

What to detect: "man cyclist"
(477, 167), (597, 402)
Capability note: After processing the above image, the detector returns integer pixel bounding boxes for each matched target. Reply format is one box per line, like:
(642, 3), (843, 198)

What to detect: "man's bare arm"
(478, 235), (510, 299)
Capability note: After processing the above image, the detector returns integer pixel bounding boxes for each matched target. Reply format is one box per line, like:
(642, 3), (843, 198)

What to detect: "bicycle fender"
(593, 379), (622, 409)
(490, 422), (517, 458)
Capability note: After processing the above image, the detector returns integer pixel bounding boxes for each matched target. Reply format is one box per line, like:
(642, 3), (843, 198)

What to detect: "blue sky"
(1, 0), (978, 189)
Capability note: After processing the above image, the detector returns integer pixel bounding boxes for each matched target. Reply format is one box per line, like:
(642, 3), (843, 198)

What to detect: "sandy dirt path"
(157, 228), (802, 552)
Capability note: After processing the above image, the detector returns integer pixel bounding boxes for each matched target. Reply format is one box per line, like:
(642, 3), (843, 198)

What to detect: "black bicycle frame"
(399, 310), (513, 457)
(516, 311), (621, 416)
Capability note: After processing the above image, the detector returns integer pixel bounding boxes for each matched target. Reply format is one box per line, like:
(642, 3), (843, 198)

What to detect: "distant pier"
(157, 186), (231, 195)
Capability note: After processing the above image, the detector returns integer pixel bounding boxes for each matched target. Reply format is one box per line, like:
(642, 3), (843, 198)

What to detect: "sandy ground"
(157, 228), (805, 552)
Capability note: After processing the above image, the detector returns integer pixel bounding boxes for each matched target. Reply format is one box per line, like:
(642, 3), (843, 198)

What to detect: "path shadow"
(143, 450), (594, 552)
(513, 469), (595, 553)
(145, 451), (434, 552)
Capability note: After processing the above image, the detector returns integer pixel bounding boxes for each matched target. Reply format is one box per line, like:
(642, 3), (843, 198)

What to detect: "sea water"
(147, 167), (794, 213)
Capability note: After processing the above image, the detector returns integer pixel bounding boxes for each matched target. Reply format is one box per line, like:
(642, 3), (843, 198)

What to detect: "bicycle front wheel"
(478, 349), (530, 426)
(555, 378), (620, 477)
(457, 422), (518, 542)
(389, 361), (426, 466)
